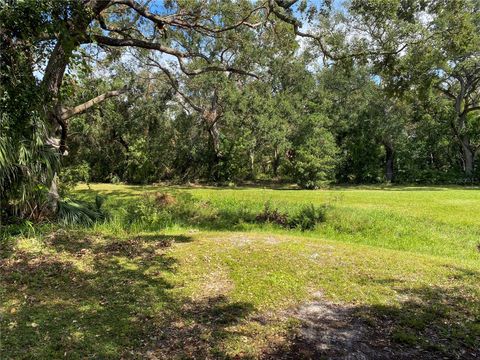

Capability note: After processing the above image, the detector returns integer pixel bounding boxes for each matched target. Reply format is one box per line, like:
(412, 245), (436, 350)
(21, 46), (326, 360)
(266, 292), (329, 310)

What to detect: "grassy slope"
(1, 184), (479, 358)
(80, 183), (480, 262)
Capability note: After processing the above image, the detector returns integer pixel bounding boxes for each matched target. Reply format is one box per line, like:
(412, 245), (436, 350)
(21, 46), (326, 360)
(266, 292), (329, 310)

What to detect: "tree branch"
(146, 57), (203, 113)
(464, 105), (480, 115)
(92, 34), (193, 59)
(60, 88), (127, 121)
(269, 0), (432, 62)
(112, 0), (269, 36)
(176, 61), (259, 78)
(436, 84), (456, 100)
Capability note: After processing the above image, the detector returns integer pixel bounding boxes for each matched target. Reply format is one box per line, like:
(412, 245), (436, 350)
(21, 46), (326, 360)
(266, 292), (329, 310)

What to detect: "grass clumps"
(122, 194), (331, 232)
(255, 201), (289, 226)
(289, 203), (328, 231)
(256, 201), (328, 231)
(154, 192), (177, 207)
(122, 192), (217, 230)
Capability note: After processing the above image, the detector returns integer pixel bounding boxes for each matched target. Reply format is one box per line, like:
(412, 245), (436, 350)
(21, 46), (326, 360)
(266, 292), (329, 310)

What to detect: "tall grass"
(73, 184), (480, 263)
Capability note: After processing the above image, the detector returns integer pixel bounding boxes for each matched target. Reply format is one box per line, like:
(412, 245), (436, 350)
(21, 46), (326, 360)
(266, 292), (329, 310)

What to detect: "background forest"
(1, 0), (479, 220)
(61, 1), (480, 189)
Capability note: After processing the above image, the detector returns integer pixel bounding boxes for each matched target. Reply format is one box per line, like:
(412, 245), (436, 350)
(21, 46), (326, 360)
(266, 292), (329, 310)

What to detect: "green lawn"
(1, 184), (479, 358)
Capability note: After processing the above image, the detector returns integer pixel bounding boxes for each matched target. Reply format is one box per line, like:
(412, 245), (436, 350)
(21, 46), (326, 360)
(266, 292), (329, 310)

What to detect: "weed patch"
(122, 193), (330, 232)
(256, 201), (329, 231)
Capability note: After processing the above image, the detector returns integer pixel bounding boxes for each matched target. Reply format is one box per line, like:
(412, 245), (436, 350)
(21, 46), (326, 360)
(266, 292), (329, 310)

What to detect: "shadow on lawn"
(0, 232), (255, 359)
(138, 295), (254, 359)
(44, 230), (192, 255)
(1, 230), (479, 359)
(2, 229), (479, 359)
(266, 271), (480, 360)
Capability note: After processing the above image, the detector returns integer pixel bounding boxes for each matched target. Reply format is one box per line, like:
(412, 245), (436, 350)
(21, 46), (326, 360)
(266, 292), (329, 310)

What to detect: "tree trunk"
(461, 139), (474, 176)
(272, 147), (280, 177)
(454, 109), (477, 176)
(384, 143), (395, 182)
(40, 1), (108, 211)
(47, 174), (60, 213)
(206, 120), (222, 180)
(249, 151), (255, 179)
(208, 121), (221, 160)
(42, 41), (74, 211)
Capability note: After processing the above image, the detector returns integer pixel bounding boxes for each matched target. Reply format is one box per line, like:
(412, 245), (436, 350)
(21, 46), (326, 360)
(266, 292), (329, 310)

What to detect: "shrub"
(123, 196), (160, 227)
(289, 204), (328, 231)
(123, 194), (329, 232)
(154, 192), (177, 207)
(108, 174), (122, 184)
(122, 192), (213, 229)
(255, 201), (289, 226)
(256, 201), (328, 231)
(57, 195), (107, 226)
(286, 126), (337, 189)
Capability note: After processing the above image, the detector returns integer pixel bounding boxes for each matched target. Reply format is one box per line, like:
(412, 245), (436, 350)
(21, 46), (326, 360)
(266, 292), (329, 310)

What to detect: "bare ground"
(264, 293), (477, 360)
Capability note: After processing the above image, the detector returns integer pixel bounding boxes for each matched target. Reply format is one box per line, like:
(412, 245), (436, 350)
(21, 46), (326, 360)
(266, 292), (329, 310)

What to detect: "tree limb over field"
(59, 88), (128, 121)
(38, 0), (287, 130)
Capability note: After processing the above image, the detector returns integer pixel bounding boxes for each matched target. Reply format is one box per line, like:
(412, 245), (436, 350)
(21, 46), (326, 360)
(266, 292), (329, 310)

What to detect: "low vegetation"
(1, 184), (479, 359)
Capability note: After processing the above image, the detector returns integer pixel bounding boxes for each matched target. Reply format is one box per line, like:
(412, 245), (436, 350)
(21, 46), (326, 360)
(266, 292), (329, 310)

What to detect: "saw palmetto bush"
(0, 64), (61, 220)
(0, 8), (59, 222)
(0, 113), (59, 221)
(56, 195), (107, 226)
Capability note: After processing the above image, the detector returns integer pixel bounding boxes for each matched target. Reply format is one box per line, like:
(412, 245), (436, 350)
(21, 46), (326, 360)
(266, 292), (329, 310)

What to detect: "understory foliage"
(256, 201), (328, 231)
(63, 60), (479, 188)
(122, 192), (329, 232)
(0, 2), (60, 221)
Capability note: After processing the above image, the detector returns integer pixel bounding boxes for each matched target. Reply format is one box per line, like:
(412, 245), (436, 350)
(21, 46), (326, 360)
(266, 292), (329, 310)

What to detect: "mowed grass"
(1, 184), (479, 359)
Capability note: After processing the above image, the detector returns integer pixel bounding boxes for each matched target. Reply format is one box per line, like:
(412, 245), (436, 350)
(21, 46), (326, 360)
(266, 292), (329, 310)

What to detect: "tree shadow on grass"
(2, 228), (479, 359)
(265, 271), (480, 360)
(43, 230), (192, 255)
(0, 249), (174, 358)
(137, 295), (255, 359)
(0, 232), (254, 359)
(0, 234), (18, 259)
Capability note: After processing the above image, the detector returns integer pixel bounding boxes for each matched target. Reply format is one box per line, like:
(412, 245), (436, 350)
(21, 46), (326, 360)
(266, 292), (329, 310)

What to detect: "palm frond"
(57, 199), (106, 226)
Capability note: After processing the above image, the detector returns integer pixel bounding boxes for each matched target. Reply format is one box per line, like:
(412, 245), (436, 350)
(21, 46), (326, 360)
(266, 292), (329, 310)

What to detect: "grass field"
(1, 184), (479, 359)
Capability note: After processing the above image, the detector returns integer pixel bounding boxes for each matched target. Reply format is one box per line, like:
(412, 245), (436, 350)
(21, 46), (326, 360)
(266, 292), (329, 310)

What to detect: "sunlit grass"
(77, 183), (480, 262)
(1, 184), (479, 358)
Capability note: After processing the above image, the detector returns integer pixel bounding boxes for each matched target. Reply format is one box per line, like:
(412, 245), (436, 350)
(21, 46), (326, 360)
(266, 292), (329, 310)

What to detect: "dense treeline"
(1, 0), (479, 221)
(65, 63), (476, 186)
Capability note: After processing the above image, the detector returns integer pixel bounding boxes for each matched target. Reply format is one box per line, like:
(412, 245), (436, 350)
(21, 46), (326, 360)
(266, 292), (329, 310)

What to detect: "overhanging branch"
(112, 0), (269, 36)
(93, 34), (194, 59)
(60, 88), (127, 121)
